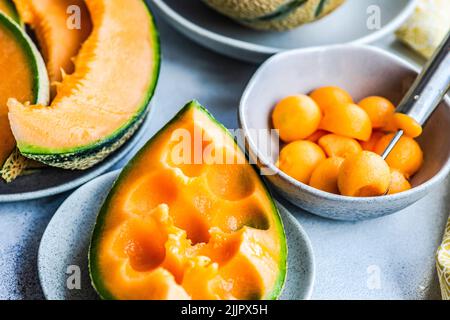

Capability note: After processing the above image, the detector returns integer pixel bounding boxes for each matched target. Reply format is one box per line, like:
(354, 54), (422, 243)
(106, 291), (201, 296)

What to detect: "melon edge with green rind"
(0, 11), (49, 107)
(12, 0), (161, 170)
(88, 100), (288, 300)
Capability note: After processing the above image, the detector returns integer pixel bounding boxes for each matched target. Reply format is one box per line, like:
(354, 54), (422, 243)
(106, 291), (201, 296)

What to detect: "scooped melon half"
(0, 12), (49, 182)
(203, 0), (345, 31)
(13, 0), (93, 88)
(8, 0), (160, 170)
(89, 101), (287, 300)
(0, 0), (20, 24)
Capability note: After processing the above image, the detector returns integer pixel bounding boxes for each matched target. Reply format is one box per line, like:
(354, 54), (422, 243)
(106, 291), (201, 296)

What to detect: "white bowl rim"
(152, 0), (418, 55)
(239, 44), (450, 204)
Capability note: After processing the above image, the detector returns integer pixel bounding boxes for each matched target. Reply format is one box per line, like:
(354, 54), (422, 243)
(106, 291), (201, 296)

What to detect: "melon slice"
(203, 0), (345, 31)
(13, 0), (92, 88)
(89, 101), (288, 300)
(8, 0), (160, 170)
(0, 0), (20, 24)
(0, 12), (49, 182)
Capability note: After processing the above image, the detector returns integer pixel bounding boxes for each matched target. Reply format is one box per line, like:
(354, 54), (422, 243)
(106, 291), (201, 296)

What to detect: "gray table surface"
(0, 16), (449, 300)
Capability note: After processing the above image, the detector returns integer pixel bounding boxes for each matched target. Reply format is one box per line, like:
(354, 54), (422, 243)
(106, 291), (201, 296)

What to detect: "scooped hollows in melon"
(89, 101), (287, 300)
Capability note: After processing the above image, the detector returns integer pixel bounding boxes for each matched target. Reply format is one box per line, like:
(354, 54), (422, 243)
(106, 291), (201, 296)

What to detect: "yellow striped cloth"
(396, 0), (450, 58)
(437, 218), (450, 300)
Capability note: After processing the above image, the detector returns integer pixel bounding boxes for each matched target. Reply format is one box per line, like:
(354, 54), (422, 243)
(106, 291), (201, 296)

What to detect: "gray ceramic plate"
(0, 106), (154, 203)
(151, 0), (417, 63)
(38, 170), (315, 300)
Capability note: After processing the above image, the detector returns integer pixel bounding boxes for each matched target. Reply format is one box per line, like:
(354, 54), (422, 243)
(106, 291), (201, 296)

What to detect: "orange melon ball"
(318, 134), (362, 159)
(374, 134), (423, 178)
(388, 169), (412, 195)
(319, 102), (372, 141)
(309, 86), (353, 112)
(305, 130), (328, 143)
(360, 131), (384, 152)
(272, 95), (322, 142)
(277, 141), (326, 184)
(386, 113), (423, 138)
(358, 96), (395, 128)
(338, 151), (391, 197)
(309, 157), (345, 194)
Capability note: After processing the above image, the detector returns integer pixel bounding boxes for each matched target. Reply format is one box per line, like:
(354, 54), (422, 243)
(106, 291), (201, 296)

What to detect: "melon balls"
(309, 157), (345, 194)
(338, 151), (391, 197)
(374, 134), (423, 178)
(271, 86), (424, 197)
(277, 140), (326, 184)
(318, 134), (362, 159)
(272, 95), (322, 143)
(319, 102), (372, 141)
(388, 169), (412, 195)
(358, 96), (395, 128)
(310, 86), (353, 112)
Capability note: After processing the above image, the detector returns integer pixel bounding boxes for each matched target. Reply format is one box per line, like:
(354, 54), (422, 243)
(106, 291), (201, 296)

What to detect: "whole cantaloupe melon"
(203, 0), (345, 31)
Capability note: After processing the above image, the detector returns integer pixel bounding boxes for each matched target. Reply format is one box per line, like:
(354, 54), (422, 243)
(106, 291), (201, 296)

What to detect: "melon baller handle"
(381, 30), (450, 160)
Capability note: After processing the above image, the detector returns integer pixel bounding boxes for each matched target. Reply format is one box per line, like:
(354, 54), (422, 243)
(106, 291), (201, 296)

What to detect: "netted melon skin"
(203, 0), (287, 19)
(203, 0), (345, 31)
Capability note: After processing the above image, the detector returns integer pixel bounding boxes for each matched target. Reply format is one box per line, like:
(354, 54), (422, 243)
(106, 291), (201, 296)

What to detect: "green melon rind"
(0, 12), (49, 106)
(14, 1), (161, 170)
(0, 11), (49, 180)
(19, 113), (148, 170)
(0, 0), (21, 25)
(89, 100), (288, 300)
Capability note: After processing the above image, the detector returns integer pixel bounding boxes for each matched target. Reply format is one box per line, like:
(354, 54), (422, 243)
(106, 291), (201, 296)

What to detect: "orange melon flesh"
(90, 102), (287, 300)
(8, 0), (157, 154)
(0, 14), (35, 165)
(13, 0), (92, 85)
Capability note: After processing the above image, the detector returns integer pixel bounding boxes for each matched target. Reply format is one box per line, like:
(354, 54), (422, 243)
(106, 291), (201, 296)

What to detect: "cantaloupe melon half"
(13, 0), (92, 88)
(0, 0), (20, 24)
(8, 0), (160, 170)
(0, 12), (49, 182)
(89, 101), (287, 300)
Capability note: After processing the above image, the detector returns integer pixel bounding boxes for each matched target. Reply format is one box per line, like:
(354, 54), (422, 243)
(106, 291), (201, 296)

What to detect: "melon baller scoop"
(381, 30), (450, 160)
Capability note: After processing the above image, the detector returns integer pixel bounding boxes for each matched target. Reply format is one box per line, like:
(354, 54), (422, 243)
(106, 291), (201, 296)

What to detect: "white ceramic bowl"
(239, 45), (450, 221)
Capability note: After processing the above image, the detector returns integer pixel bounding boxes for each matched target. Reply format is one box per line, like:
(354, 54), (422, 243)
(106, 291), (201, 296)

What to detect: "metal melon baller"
(381, 31), (450, 160)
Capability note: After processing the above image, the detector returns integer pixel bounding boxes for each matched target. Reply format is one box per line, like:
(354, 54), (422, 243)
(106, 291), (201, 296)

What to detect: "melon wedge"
(0, 12), (49, 182)
(89, 101), (288, 300)
(8, 0), (160, 170)
(13, 0), (92, 88)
